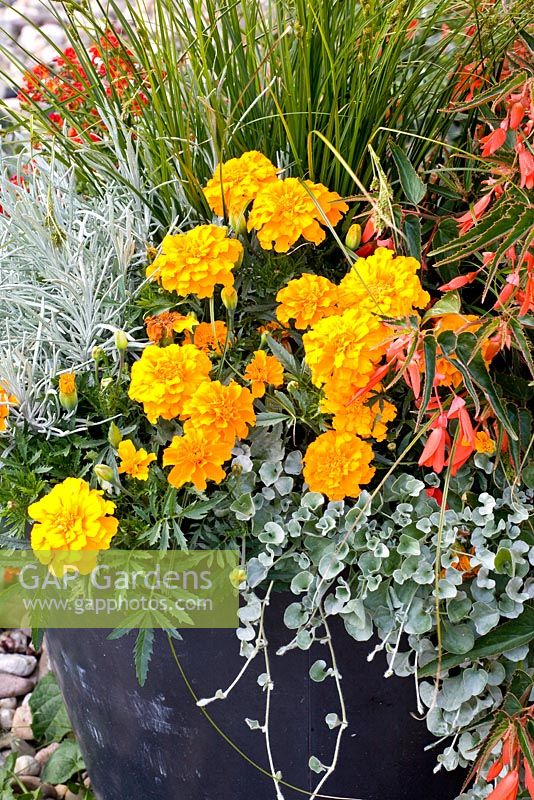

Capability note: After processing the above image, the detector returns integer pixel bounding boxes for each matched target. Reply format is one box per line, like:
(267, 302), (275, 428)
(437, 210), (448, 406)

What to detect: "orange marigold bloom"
(337, 248), (430, 317)
(128, 344), (212, 423)
(248, 178), (348, 253)
(321, 379), (397, 440)
(0, 384), (16, 432)
(203, 151), (279, 218)
(145, 311), (197, 344)
(303, 431), (375, 501)
(474, 430), (496, 455)
(276, 274), (339, 329)
(146, 225), (243, 299)
(433, 314), (493, 388)
(118, 439), (156, 481)
(302, 309), (387, 389)
(243, 350), (284, 398)
(163, 429), (233, 491)
(186, 321), (229, 354)
(182, 380), (256, 442)
(58, 373), (76, 395)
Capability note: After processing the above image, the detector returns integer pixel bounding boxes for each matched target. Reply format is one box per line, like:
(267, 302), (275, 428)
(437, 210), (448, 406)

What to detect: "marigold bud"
(94, 464), (114, 483)
(114, 330), (129, 352)
(345, 223), (362, 251)
(221, 285), (238, 312)
(58, 372), (78, 412)
(108, 422), (122, 449)
(229, 208), (247, 237)
(229, 567), (247, 589)
(92, 346), (105, 362)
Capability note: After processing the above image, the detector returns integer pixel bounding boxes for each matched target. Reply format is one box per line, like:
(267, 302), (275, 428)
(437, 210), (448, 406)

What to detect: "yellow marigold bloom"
(321, 379), (397, 440)
(276, 274), (339, 329)
(248, 178), (348, 253)
(146, 225), (243, 299)
(0, 384), (16, 432)
(145, 311), (198, 344)
(163, 429), (232, 491)
(337, 248), (430, 317)
(128, 344), (212, 423)
(186, 320), (229, 355)
(474, 430), (496, 455)
(204, 151), (279, 218)
(118, 439), (157, 481)
(182, 380), (255, 442)
(28, 477), (118, 552)
(433, 314), (492, 388)
(303, 308), (386, 389)
(303, 431), (375, 501)
(243, 350), (284, 398)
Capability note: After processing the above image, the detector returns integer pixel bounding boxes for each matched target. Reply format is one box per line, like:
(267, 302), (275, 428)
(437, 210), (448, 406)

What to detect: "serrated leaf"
(447, 71), (527, 112)
(254, 412), (291, 427)
(418, 334), (437, 422)
(266, 335), (297, 376)
(134, 628), (154, 687)
(424, 292), (461, 320)
(455, 332), (517, 440)
(404, 214), (422, 261)
(509, 318), (534, 379)
(29, 673), (72, 744)
(390, 142), (426, 205)
(41, 740), (84, 784)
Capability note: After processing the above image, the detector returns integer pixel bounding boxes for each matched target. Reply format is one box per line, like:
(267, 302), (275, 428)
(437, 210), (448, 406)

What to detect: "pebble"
(15, 775), (58, 797)
(35, 741), (60, 765)
(55, 786), (69, 799)
(14, 754), (40, 776)
(0, 654), (37, 677)
(0, 673), (35, 698)
(11, 703), (33, 740)
(0, 707), (15, 730)
(0, 697), (17, 709)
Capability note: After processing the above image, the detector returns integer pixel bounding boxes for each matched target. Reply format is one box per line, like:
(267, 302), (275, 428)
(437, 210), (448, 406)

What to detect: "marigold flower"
(321, 379), (397, 440)
(0, 384), (17, 432)
(337, 248), (429, 317)
(145, 311), (198, 344)
(147, 225), (243, 299)
(118, 439), (156, 480)
(303, 431), (375, 501)
(276, 274), (339, 329)
(303, 309), (386, 388)
(163, 429), (232, 491)
(128, 344), (212, 423)
(474, 430), (496, 455)
(204, 151), (279, 218)
(28, 477), (118, 552)
(248, 178), (348, 252)
(185, 320), (229, 354)
(243, 350), (284, 398)
(182, 380), (256, 442)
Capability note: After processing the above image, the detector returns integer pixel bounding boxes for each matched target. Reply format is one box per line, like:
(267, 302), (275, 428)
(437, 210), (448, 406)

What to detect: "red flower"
(480, 125), (507, 157)
(516, 141), (534, 190)
(418, 414), (450, 473)
(457, 192), (493, 234)
(486, 769), (519, 800)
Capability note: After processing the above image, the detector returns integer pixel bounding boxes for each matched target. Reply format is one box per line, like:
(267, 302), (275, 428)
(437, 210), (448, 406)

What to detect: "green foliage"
(29, 673), (73, 744)
(1, 0), (527, 228)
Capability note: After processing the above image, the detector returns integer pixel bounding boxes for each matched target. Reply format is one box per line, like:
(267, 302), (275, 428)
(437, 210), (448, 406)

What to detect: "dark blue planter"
(47, 596), (463, 800)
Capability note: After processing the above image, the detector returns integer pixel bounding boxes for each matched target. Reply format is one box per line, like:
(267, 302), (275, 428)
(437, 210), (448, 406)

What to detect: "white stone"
(0, 707), (15, 730)
(11, 703), (33, 740)
(14, 754), (41, 776)
(0, 654), (37, 678)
